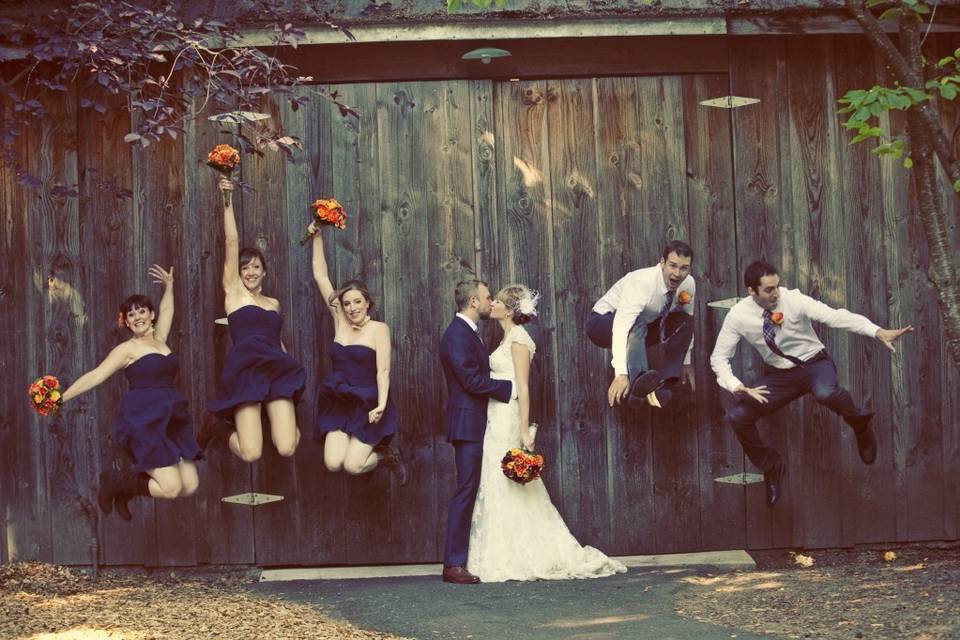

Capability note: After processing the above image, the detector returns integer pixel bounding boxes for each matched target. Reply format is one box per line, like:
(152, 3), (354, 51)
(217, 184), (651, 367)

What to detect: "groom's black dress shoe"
(627, 371), (664, 409)
(764, 463), (785, 508)
(442, 566), (481, 584)
(844, 413), (877, 465)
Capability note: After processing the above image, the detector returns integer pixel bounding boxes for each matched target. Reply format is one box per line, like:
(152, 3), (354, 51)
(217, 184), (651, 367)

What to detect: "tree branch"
(848, 0), (960, 187)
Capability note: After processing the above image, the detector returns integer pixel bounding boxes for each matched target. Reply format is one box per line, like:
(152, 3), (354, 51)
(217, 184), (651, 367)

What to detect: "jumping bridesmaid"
(200, 176), (306, 462)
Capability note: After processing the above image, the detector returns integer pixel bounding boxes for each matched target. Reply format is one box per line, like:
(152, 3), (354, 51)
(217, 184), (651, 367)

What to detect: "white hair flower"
(517, 289), (540, 317)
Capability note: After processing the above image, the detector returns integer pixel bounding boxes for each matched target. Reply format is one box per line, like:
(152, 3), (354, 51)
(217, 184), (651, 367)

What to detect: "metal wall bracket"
(708, 297), (742, 309)
(699, 96), (760, 109)
(221, 492), (284, 506)
(714, 472), (764, 485)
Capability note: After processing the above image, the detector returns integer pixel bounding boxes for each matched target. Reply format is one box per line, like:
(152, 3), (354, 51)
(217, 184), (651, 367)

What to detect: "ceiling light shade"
(462, 47), (512, 64)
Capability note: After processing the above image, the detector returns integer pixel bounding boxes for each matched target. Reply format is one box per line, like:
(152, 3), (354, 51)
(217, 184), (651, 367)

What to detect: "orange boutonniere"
(678, 290), (692, 305)
(771, 311), (784, 325)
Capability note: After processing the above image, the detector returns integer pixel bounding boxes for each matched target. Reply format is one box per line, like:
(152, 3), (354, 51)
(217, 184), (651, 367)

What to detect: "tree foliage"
(0, 0), (356, 191)
(842, 0), (960, 370)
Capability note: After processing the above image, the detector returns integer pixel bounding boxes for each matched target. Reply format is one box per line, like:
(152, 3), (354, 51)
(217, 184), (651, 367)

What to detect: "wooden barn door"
(244, 74), (746, 565)
(488, 75), (746, 556)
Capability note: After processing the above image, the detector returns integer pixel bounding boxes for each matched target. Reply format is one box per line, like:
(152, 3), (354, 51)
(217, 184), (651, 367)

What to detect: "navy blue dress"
(114, 352), (202, 472)
(209, 305), (306, 420)
(314, 343), (397, 446)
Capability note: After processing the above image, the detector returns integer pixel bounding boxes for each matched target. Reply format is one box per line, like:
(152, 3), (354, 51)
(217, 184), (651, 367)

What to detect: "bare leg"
(324, 430), (350, 472)
(265, 398), (299, 457)
(342, 438), (378, 475)
(177, 460), (200, 496)
(147, 465), (185, 499)
(231, 402), (263, 462)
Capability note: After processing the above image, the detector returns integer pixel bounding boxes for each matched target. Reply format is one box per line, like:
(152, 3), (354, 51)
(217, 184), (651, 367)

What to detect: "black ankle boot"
(380, 446), (409, 487)
(97, 470), (121, 515)
(109, 472), (151, 522)
(197, 411), (232, 451)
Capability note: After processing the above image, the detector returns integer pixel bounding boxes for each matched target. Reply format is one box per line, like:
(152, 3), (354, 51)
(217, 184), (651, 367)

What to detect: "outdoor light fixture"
(462, 47), (512, 64)
(207, 110), (271, 124)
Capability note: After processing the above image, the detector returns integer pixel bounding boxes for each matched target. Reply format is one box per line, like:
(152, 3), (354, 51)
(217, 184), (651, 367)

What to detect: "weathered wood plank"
(682, 73), (745, 551)
(76, 96), (157, 564)
(130, 120), (199, 567)
(832, 36), (897, 544)
(377, 81), (439, 561)
(240, 96), (306, 566)
(182, 96), (255, 566)
(31, 91), (100, 565)
(281, 84), (342, 565)
(936, 33), (960, 540)
(546, 78), (611, 549)
(492, 79), (562, 521)
(729, 35), (799, 549)
(425, 79), (484, 561)
(632, 76), (700, 553)
(325, 82), (396, 565)
(1, 97), (51, 562)
(592, 76), (656, 554)
(281, 36), (729, 85)
(786, 35), (847, 548)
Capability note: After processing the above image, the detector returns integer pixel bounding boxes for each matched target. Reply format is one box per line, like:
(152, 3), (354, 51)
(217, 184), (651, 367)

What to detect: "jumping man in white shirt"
(710, 260), (913, 507)
(587, 241), (697, 410)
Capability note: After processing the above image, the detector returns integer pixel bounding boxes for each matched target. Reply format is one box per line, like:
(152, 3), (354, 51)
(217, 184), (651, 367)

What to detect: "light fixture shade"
(462, 47), (512, 64)
(208, 110), (271, 124)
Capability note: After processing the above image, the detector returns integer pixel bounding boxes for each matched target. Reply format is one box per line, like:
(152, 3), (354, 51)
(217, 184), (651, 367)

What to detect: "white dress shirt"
(709, 287), (882, 393)
(593, 265), (696, 377)
(456, 312), (479, 334)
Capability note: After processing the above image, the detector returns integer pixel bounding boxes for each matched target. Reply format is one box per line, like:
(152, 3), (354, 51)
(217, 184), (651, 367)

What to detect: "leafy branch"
(0, 0), (357, 191)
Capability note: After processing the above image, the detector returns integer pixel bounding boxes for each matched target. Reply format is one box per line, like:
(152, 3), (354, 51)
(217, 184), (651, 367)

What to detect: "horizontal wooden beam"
(277, 35), (730, 84)
(236, 17), (727, 48)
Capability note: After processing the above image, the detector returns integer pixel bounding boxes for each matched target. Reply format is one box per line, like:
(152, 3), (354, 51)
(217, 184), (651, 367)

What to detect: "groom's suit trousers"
(444, 440), (483, 567)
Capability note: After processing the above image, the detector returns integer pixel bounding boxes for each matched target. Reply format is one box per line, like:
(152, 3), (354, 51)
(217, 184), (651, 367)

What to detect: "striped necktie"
(659, 290), (675, 343)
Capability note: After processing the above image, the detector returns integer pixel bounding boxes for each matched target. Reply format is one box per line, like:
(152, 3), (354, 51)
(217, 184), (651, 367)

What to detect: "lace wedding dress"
(466, 325), (627, 582)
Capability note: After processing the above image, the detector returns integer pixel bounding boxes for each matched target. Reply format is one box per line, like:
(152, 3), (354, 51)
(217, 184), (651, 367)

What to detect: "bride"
(467, 284), (627, 582)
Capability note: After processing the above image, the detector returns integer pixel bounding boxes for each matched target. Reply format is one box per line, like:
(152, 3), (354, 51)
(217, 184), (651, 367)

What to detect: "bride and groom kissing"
(439, 280), (626, 584)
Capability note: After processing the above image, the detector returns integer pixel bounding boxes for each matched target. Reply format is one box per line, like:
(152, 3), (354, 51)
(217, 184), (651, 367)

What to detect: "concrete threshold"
(258, 550), (754, 582)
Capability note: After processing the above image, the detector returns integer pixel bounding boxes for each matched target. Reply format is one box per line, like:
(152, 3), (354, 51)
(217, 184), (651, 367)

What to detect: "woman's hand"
(307, 220), (319, 235)
(368, 405), (385, 424)
(521, 427), (535, 451)
(149, 264), (174, 287)
(218, 176), (234, 192)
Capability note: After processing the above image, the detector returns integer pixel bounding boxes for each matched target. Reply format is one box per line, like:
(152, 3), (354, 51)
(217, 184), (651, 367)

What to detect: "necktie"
(659, 290), (675, 343)
(762, 309), (804, 366)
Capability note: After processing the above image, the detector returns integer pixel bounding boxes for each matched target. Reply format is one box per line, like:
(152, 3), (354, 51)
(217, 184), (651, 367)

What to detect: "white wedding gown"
(466, 325), (627, 582)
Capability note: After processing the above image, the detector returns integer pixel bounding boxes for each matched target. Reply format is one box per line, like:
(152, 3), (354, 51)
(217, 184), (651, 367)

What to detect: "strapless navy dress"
(114, 352), (202, 472)
(314, 343), (397, 446)
(209, 305), (306, 420)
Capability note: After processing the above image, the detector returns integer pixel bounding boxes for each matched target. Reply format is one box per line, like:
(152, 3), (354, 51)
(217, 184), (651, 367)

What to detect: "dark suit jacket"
(439, 315), (513, 443)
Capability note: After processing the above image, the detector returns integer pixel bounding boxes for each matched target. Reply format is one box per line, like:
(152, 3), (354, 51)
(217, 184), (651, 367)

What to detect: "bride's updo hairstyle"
(497, 284), (539, 325)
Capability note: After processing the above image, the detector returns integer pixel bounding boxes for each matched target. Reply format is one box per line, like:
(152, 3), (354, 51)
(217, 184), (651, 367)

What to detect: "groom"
(439, 279), (514, 584)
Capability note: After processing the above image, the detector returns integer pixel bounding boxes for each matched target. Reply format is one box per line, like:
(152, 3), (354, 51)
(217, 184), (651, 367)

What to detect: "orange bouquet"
(300, 198), (347, 245)
(501, 447), (545, 485)
(28, 375), (63, 416)
(207, 144), (240, 207)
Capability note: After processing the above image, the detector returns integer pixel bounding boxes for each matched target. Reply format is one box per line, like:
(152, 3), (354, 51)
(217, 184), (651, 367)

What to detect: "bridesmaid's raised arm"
(150, 264), (175, 344)
(220, 176), (240, 295)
